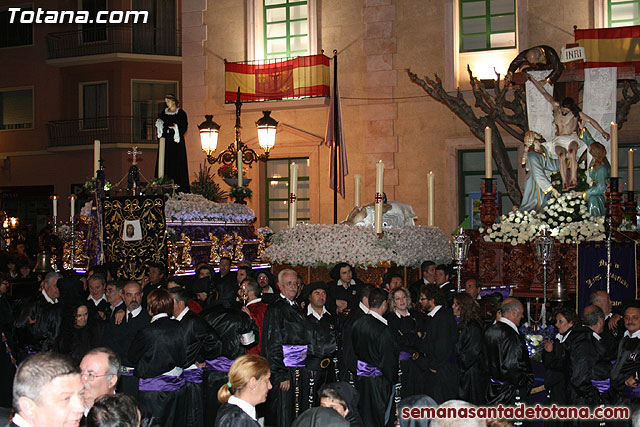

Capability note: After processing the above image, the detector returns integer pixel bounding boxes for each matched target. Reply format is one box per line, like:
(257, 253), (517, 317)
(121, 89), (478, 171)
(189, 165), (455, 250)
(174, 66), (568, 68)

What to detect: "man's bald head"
(501, 298), (524, 326)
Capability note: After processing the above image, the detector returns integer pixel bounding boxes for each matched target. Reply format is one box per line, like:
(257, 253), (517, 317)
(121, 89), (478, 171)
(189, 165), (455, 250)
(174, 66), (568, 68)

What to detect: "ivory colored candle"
(375, 161), (384, 234)
(93, 139), (100, 178)
(485, 126), (492, 179)
(428, 171), (435, 226)
(288, 162), (298, 228)
(611, 122), (618, 177)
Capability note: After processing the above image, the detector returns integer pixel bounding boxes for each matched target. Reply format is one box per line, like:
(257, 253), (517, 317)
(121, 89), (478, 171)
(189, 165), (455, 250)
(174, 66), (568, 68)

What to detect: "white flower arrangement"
(482, 191), (605, 244)
(165, 193), (255, 223)
(80, 200), (93, 218)
(264, 224), (452, 268)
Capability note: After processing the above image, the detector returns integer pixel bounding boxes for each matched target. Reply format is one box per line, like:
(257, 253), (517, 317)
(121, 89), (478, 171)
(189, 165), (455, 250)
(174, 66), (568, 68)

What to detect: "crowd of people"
(0, 249), (639, 427)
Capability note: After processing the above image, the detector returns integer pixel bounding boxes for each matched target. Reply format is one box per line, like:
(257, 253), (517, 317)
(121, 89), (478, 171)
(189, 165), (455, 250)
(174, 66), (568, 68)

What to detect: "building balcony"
(46, 25), (181, 64)
(46, 116), (156, 148)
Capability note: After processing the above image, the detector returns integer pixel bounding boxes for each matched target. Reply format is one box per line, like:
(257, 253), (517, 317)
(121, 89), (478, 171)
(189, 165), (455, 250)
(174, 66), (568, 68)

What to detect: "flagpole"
(333, 50), (338, 224)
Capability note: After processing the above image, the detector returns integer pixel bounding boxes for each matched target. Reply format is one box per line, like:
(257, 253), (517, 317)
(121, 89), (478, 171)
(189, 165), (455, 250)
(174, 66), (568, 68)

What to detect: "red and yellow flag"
(225, 54), (330, 102)
(575, 25), (640, 73)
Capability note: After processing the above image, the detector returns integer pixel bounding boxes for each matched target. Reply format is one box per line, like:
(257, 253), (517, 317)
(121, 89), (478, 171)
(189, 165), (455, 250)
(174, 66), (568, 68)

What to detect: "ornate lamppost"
(452, 227), (471, 292)
(534, 228), (554, 327)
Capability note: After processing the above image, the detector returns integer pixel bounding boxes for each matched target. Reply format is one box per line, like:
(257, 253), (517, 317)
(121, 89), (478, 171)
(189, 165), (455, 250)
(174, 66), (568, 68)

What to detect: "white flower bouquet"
(264, 224), (452, 268)
(165, 193), (255, 223)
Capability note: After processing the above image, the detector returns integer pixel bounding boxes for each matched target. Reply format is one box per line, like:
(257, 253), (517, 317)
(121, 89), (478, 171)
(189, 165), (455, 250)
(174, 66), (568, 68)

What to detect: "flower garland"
(165, 193), (255, 223)
(481, 191), (605, 244)
(264, 224), (452, 268)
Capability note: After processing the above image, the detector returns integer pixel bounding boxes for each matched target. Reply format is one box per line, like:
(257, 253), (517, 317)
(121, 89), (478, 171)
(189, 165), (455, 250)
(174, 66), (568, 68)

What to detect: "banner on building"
(577, 241), (637, 313)
(575, 25), (640, 73)
(102, 196), (167, 280)
(225, 54), (330, 102)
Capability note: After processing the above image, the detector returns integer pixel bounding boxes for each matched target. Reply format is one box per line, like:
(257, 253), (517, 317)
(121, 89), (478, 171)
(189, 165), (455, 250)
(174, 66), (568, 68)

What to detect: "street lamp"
(199, 88), (278, 167)
(534, 228), (554, 327)
(452, 227), (471, 292)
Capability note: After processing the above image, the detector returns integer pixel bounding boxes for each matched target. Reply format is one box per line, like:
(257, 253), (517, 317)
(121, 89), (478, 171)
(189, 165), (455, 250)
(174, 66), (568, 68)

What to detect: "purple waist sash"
(139, 374), (185, 392)
(357, 360), (382, 377)
(205, 357), (234, 373)
(591, 379), (610, 394)
(490, 378), (506, 386)
(399, 351), (413, 361)
(282, 345), (307, 368)
(623, 385), (640, 399)
(183, 368), (204, 383)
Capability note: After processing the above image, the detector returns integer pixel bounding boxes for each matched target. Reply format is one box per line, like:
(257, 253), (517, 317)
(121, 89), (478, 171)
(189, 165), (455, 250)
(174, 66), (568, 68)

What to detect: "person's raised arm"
(526, 74), (557, 107)
(579, 112), (610, 141)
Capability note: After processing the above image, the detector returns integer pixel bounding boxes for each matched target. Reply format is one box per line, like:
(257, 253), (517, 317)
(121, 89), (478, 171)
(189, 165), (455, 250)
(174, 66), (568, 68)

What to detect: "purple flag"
(325, 83), (348, 197)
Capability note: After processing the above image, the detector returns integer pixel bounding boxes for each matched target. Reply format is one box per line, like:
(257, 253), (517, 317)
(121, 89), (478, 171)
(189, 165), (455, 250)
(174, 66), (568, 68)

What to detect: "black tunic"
(610, 334), (640, 403)
(261, 297), (310, 427)
(456, 319), (488, 405)
(340, 304), (368, 382)
(384, 310), (425, 398)
(590, 332), (614, 404)
(215, 403), (260, 427)
(483, 320), (533, 405)
(128, 316), (187, 427)
(201, 305), (259, 427)
(157, 107), (190, 193)
(305, 309), (338, 406)
(419, 306), (458, 403)
(351, 314), (398, 427)
(326, 280), (363, 314)
(542, 325), (599, 406)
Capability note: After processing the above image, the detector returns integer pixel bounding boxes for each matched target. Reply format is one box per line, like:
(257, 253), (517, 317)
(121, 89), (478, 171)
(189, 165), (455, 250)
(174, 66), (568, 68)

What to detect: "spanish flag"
(575, 25), (640, 73)
(225, 54), (330, 103)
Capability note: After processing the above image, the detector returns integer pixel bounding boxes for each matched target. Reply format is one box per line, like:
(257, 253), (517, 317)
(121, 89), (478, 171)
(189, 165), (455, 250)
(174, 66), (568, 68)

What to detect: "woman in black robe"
(60, 303), (101, 364)
(215, 354), (271, 427)
(384, 287), (425, 398)
(155, 93), (190, 192)
(453, 292), (487, 405)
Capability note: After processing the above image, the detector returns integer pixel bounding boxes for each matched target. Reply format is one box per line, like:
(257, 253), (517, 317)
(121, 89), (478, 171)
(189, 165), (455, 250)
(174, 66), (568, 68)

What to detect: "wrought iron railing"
(46, 25), (181, 59)
(46, 116), (156, 147)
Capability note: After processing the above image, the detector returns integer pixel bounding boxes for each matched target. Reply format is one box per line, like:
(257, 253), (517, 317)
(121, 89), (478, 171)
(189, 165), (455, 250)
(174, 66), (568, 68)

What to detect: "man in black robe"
(326, 263), (364, 315)
(339, 284), (374, 384)
(104, 281), (125, 323)
(582, 305), (613, 403)
(141, 262), (167, 309)
(590, 290), (623, 361)
(86, 275), (110, 322)
(409, 261), (435, 307)
(102, 280), (150, 398)
(201, 296), (259, 427)
(303, 282), (338, 407)
(214, 257), (238, 309)
(484, 297), (533, 405)
(261, 269), (310, 427)
(171, 287), (223, 427)
(610, 302), (640, 403)
(419, 284), (458, 403)
(351, 287), (398, 427)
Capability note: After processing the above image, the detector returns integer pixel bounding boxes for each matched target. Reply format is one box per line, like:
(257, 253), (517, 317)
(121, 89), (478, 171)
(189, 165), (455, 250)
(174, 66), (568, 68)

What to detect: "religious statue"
(518, 131), (559, 212)
(344, 197), (417, 227)
(505, 45), (564, 86)
(584, 140), (610, 217)
(179, 232), (192, 267)
(156, 94), (190, 193)
(527, 74), (610, 191)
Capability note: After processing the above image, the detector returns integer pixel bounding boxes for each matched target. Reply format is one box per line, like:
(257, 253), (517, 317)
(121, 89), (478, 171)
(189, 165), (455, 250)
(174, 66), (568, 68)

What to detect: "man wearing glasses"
(79, 347), (120, 415)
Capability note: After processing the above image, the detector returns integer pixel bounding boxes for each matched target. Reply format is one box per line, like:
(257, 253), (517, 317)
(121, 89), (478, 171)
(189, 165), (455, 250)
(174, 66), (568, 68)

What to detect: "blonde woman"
(215, 354), (272, 427)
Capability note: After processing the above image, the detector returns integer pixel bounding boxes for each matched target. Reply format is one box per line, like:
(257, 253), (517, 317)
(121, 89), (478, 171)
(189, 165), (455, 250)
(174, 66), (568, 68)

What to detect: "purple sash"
(357, 360), (382, 377)
(399, 351), (413, 361)
(282, 345), (307, 368)
(623, 385), (640, 399)
(139, 374), (185, 392)
(205, 357), (234, 373)
(183, 368), (203, 383)
(591, 379), (610, 394)
(490, 378), (506, 386)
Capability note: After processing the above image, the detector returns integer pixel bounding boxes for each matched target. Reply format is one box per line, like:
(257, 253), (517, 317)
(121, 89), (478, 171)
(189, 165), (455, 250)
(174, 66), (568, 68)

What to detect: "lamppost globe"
(256, 110), (278, 154)
(198, 115), (220, 156)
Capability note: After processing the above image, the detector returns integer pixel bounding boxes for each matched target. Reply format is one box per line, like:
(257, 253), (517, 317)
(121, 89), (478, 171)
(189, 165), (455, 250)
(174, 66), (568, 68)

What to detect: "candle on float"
(354, 174), (361, 208)
(611, 122), (618, 177)
(158, 138), (165, 179)
(629, 149), (634, 191)
(93, 140), (100, 178)
(485, 126), (492, 179)
(375, 160), (384, 234)
(237, 151), (243, 187)
(69, 195), (76, 221)
(288, 162), (299, 228)
(428, 171), (435, 226)
(51, 194), (58, 217)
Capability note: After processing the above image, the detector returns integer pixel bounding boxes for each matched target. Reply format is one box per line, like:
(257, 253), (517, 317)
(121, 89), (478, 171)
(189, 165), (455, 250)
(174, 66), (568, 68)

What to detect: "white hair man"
(79, 347), (120, 415)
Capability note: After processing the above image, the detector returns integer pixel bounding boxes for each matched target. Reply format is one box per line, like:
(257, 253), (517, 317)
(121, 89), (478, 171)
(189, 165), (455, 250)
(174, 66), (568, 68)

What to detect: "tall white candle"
(354, 174), (361, 207)
(158, 137), (165, 179)
(93, 139), (100, 178)
(611, 122), (618, 178)
(69, 195), (76, 221)
(288, 162), (298, 228)
(375, 161), (384, 234)
(237, 151), (243, 187)
(485, 127), (492, 179)
(629, 149), (634, 191)
(51, 194), (58, 218)
(428, 171), (435, 226)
